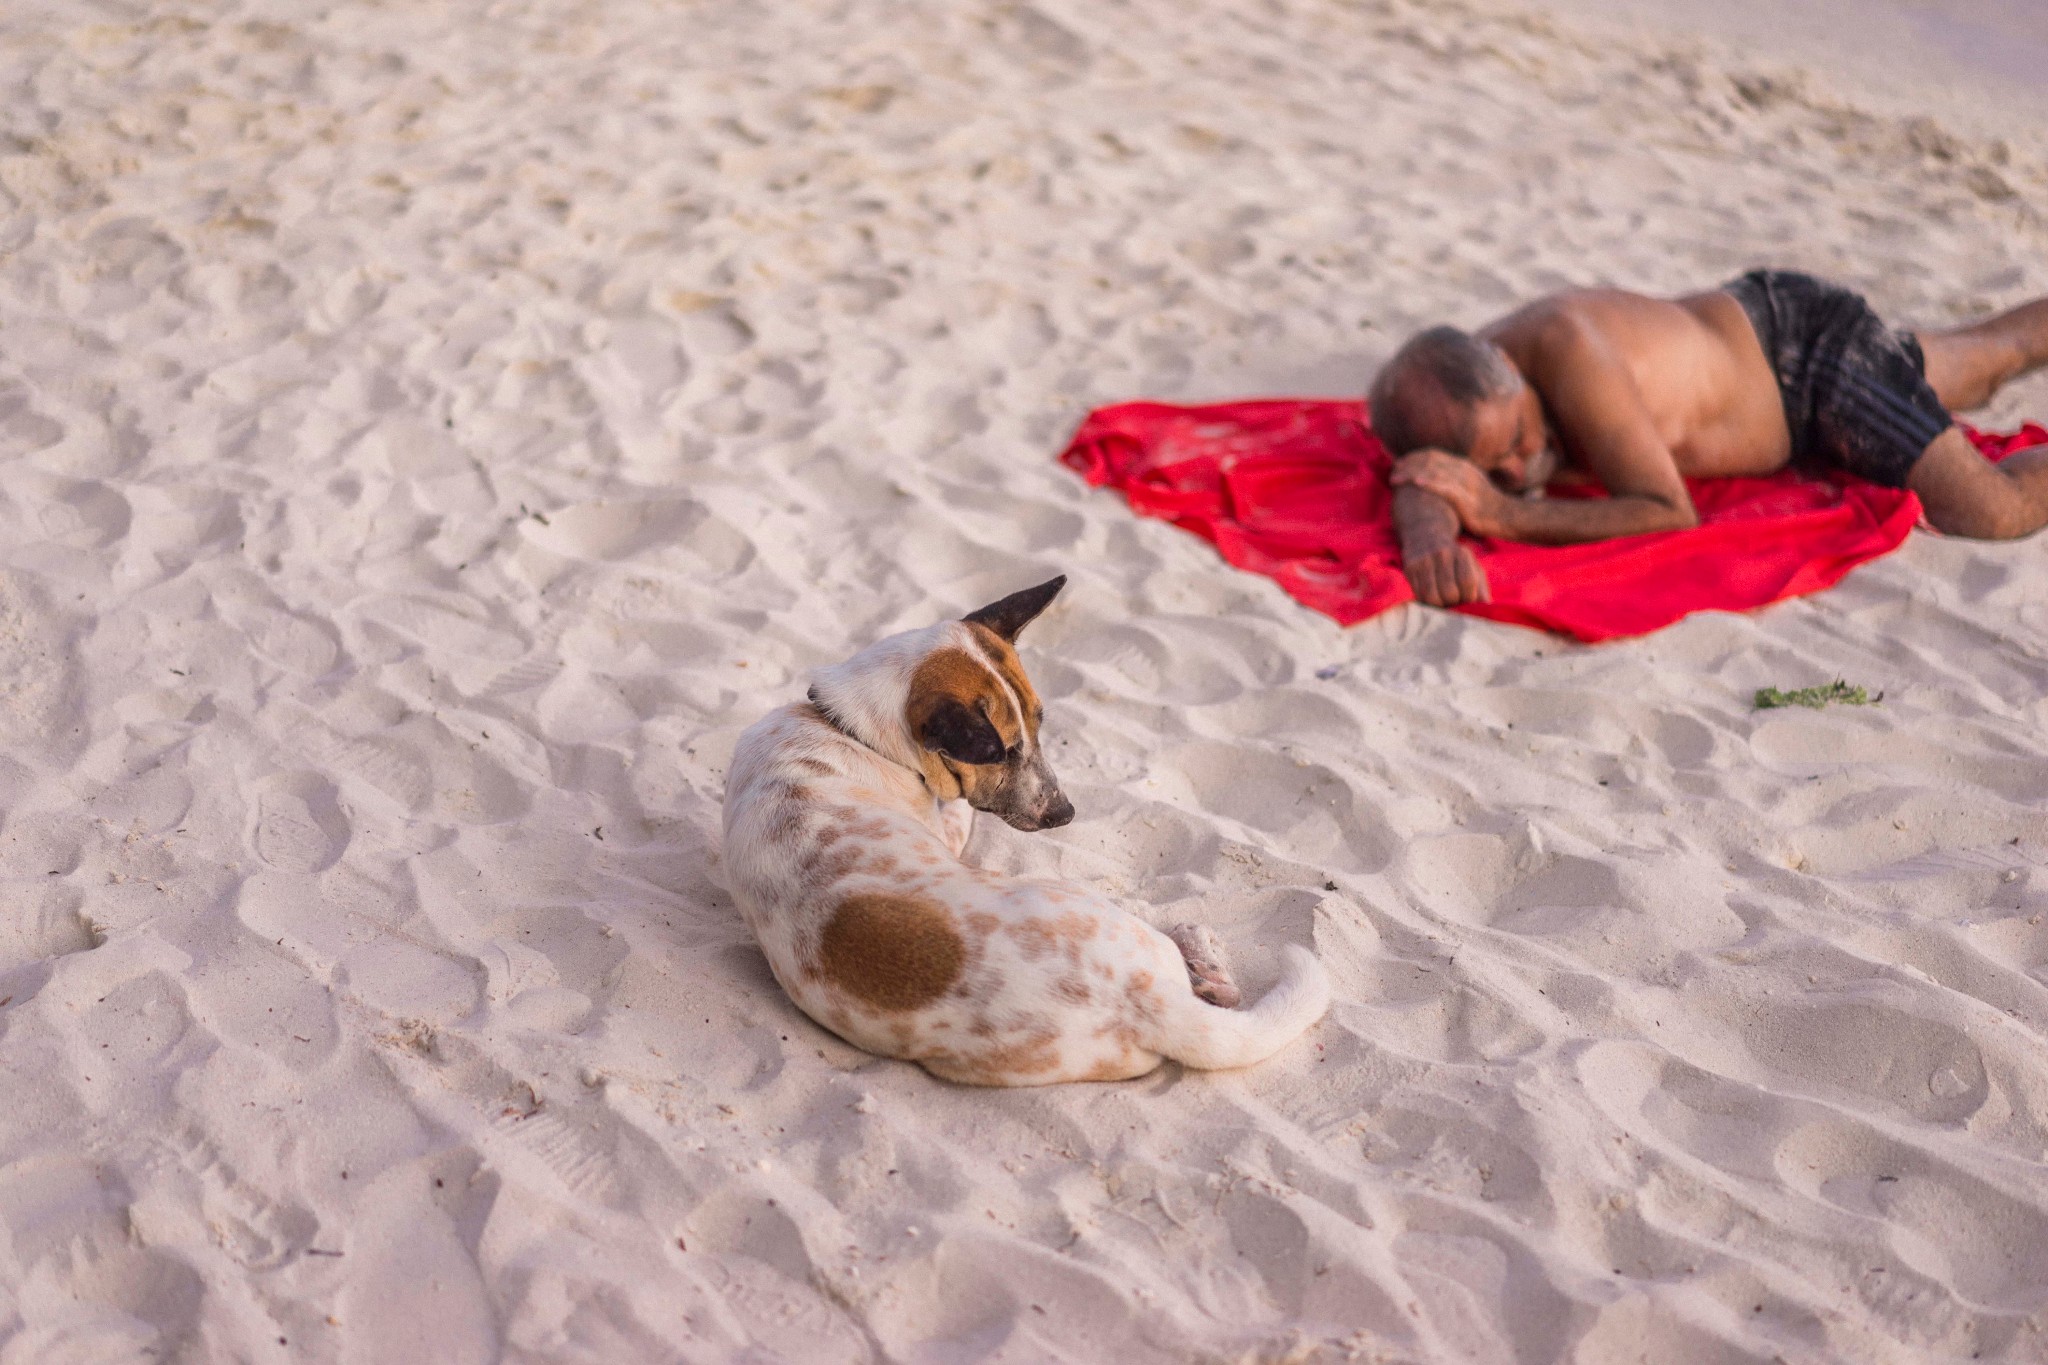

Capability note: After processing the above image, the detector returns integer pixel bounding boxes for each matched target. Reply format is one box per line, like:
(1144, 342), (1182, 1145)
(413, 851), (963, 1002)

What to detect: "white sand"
(1531, 0), (2048, 136)
(3, 0), (2047, 1360)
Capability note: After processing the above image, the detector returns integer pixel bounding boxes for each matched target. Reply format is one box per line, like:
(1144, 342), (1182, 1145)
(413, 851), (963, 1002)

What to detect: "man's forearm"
(1490, 491), (1696, 545)
(1393, 485), (1463, 554)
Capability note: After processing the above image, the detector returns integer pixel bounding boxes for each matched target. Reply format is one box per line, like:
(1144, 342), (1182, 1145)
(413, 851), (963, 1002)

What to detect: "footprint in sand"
(242, 607), (343, 677)
(1774, 1119), (2048, 1311)
(336, 938), (480, 1024)
(522, 498), (703, 562)
(252, 771), (351, 874)
(0, 1155), (204, 1359)
(671, 298), (755, 357)
(1392, 1228), (1581, 1365)
(0, 378), (66, 454)
(0, 885), (97, 971)
(78, 218), (187, 317)
(334, 1164), (497, 1365)
(985, 2), (1091, 79)
(0, 570), (83, 759)
(23, 474), (130, 549)
(354, 593), (526, 662)
(1166, 740), (1397, 872)
(601, 316), (693, 403)
(1712, 994), (1990, 1127)
(868, 1231), (1154, 1364)
(524, 496), (757, 577)
(161, 1120), (318, 1270)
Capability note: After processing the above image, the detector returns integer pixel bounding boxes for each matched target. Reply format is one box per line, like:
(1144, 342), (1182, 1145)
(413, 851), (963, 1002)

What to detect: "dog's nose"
(1041, 795), (1075, 828)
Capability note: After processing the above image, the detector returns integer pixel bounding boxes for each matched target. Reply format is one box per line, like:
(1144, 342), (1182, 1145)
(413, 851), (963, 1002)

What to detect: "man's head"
(1369, 326), (1553, 491)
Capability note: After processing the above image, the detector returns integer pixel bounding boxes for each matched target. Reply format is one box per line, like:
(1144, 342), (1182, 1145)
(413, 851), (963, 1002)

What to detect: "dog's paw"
(1168, 923), (1242, 1008)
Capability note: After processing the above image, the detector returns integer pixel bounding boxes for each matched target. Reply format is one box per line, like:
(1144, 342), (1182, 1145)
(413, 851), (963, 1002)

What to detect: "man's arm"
(1393, 485), (1489, 606)
(1396, 314), (1700, 545)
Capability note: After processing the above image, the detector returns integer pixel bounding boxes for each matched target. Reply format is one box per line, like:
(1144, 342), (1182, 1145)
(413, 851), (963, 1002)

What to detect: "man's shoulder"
(1488, 294), (1615, 368)
(1497, 289), (1696, 365)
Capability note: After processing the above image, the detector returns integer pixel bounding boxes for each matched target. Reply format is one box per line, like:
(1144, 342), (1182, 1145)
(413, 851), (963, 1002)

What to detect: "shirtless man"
(1370, 270), (2048, 606)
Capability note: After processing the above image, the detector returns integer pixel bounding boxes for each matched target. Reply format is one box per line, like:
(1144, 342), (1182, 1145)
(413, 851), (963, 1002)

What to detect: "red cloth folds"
(1060, 400), (2044, 642)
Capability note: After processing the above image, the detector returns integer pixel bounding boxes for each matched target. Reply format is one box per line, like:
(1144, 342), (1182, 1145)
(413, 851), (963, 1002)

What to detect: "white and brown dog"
(720, 577), (1330, 1085)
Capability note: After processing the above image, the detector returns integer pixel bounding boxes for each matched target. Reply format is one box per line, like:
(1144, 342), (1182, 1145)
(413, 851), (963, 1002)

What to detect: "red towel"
(1059, 399), (2044, 642)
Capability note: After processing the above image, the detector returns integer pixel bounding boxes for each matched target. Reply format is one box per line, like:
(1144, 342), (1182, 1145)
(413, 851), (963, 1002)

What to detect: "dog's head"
(809, 576), (1074, 831)
(905, 576), (1073, 831)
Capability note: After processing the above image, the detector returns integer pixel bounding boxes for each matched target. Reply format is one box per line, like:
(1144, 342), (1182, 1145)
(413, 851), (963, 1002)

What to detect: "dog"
(720, 576), (1331, 1085)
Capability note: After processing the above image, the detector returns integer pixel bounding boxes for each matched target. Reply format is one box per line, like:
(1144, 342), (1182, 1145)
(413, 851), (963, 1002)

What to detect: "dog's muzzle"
(997, 750), (1074, 831)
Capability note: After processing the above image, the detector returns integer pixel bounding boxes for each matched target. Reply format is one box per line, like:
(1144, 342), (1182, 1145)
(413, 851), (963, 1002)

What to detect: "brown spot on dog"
(799, 841), (862, 889)
(1008, 919), (1057, 961)
(1054, 975), (1093, 1005)
(1082, 1051), (1153, 1082)
(1004, 912), (1099, 959)
(931, 1025), (1063, 1084)
(979, 1028), (1061, 1076)
(818, 894), (965, 1012)
(1094, 1016), (1149, 1055)
(764, 800), (807, 845)
(1122, 970), (1165, 1026)
(791, 757), (833, 776)
(1046, 911), (1098, 942)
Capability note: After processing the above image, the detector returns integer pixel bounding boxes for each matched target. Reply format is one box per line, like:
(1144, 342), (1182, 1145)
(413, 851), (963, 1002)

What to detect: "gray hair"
(1367, 326), (1522, 457)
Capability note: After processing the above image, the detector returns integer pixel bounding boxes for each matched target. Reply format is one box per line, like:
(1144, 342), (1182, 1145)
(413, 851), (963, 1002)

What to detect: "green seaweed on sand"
(1753, 680), (1882, 710)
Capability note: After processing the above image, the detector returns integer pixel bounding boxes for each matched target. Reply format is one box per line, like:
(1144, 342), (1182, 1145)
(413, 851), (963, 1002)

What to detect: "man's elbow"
(1655, 498), (1699, 532)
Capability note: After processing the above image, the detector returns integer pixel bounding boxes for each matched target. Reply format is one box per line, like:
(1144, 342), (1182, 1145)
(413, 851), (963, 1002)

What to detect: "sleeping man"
(1371, 271), (2048, 606)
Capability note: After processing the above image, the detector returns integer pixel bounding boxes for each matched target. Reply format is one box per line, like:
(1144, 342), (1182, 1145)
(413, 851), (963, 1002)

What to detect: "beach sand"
(2, 0), (2046, 1360)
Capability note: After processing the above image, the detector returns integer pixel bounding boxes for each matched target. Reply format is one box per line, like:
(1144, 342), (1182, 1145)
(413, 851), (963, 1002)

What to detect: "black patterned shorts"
(1723, 269), (1953, 488)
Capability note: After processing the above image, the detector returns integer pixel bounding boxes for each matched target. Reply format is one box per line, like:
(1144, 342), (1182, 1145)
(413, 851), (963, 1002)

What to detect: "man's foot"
(1168, 923), (1242, 1008)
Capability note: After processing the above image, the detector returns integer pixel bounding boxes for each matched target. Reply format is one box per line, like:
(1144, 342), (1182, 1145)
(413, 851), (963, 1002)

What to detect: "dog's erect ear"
(914, 697), (1007, 766)
(963, 575), (1066, 642)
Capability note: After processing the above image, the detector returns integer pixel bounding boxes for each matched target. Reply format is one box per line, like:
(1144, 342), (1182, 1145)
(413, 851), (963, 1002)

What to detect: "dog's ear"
(914, 697), (1007, 766)
(963, 575), (1066, 642)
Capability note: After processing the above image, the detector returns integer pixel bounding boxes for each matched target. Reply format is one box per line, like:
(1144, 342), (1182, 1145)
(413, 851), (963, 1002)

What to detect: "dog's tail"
(1144, 946), (1331, 1071)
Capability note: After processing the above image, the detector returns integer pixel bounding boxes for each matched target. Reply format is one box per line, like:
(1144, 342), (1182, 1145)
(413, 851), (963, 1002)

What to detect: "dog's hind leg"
(1168, 923), (1242, 1009)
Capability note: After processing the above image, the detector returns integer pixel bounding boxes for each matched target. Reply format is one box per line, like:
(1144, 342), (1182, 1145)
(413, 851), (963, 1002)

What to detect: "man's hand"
(1402, 537), (1491, 607)
(1391, 482), (1491, 608)
(1390, 449), (1513, 538)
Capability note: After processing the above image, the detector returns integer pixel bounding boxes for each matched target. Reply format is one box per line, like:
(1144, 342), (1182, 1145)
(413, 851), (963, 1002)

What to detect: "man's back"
(1482, 286), (1792, 482)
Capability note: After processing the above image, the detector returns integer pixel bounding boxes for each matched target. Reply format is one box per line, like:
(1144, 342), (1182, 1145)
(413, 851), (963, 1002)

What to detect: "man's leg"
(1915, 296), (2048, 412)
(1907, 427), (2048, 540)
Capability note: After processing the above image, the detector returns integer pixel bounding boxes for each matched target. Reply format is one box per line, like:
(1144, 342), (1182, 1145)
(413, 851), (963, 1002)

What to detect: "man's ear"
(963, 575), (1066, 642)
(914, 697), (1006, 766)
